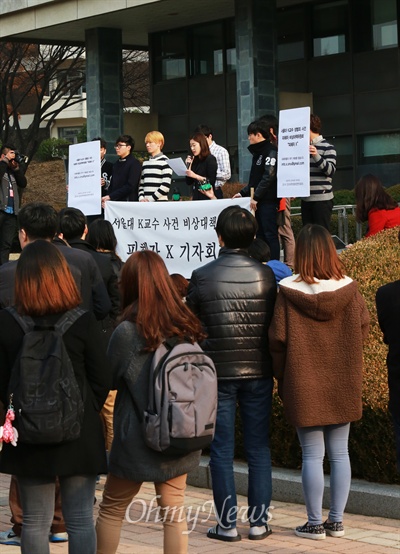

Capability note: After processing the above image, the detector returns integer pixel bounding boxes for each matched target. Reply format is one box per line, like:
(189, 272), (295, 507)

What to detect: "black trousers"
(301, 199), (334, 232)
(0, 210), (18, 265)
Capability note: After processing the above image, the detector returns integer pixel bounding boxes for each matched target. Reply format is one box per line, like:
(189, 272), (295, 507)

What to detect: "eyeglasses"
(114, 144), (127, 149)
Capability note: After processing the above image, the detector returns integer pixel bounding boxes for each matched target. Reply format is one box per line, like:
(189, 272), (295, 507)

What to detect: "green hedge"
(35, 138), (70, 162)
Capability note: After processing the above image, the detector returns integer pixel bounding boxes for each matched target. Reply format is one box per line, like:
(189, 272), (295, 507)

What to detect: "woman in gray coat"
(96, 251), (205, 554)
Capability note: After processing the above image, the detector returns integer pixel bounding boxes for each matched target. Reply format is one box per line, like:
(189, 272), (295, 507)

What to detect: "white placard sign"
(68, 141), (101, 215)
(104, 197), (251, 277)
(277, 107), (310, 198)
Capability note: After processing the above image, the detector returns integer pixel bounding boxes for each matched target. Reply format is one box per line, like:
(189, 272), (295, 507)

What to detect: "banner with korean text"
(105, 198), (251, 278)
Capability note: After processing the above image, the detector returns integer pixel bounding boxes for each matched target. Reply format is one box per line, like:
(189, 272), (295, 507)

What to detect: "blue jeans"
(17, 474), (97, 554)
(255, 201), (280, 260)
(296, 424), (351, 525)
(209, 377), (273, 529)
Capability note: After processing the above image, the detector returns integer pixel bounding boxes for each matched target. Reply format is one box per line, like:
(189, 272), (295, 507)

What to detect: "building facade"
(1, 0), (400, 188)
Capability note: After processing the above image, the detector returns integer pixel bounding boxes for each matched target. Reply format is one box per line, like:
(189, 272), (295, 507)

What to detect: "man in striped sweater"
(301, 114), (336, 231)
(138, 131), (172, 202)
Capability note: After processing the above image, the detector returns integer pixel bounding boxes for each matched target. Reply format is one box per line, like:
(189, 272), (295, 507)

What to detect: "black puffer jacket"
(186, 248), (277, 379)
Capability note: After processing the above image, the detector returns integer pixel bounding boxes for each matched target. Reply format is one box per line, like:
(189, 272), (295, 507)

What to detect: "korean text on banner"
(104, 197), (251, 277)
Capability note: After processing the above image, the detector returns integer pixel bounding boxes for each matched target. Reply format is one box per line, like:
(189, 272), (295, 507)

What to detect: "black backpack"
(6, 306), (86, 445)
(131, 337), (218, 455)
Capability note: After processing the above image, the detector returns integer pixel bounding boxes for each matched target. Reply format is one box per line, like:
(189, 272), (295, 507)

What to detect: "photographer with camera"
(0, 144), (27, 264)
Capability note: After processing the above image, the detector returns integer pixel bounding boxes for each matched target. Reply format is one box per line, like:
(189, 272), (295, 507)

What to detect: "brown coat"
(268, 279), (369, 428)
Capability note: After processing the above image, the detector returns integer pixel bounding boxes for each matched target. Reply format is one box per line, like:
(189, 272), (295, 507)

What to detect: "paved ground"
(0, 473), (399, 553)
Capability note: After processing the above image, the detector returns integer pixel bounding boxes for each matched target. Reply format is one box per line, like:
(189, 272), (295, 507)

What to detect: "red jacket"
(366, 206), (400, 237)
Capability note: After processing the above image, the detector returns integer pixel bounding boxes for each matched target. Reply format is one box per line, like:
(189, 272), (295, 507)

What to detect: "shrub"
(387, 184), (400, 203)
(333, 188), (355, 206)
(35, 138), (70, 162)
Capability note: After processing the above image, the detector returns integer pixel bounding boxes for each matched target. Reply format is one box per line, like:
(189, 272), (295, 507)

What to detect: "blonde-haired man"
(138, 131), (172, 202)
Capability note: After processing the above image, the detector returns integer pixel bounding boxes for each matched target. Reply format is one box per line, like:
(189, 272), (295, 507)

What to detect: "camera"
(14, 152), (28, 164)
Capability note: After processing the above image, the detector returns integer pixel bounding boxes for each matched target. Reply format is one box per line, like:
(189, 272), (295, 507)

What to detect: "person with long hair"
(354, 174), (400, 237)
(269, 224), (369, 541)
(0, 241), (111, 554)
(95, 250), (206, 554)
(185, 132), (217, 200)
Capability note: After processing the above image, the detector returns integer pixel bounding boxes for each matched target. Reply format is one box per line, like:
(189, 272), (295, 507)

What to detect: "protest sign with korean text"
(68, 141), (101, 215)
(104, 197), (251, 277)
(277, 107), (310, 198)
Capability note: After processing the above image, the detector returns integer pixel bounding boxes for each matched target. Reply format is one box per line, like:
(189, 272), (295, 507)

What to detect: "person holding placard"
(301, 115), (336, 231)
(233, 117), (280, 260)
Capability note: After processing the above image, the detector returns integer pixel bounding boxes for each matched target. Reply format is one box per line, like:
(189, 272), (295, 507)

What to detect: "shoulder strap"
(54, 307), (87, 335)
(5, 306), (35, 334)
(5, 306), (86, 336)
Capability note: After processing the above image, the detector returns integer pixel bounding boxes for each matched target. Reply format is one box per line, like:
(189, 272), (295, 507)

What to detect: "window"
(372, 0), (398, 49)
(313, 1), (348, 57)
(359, 133), (400, 164)
(191, 23), (224, 76)
(226, 19), (236, 73)
(328, 136), (353, 167)
(58, 127), (81, 144)
(152, 20), (236, 82)
(154, 31), (187, 82)
(277, 8), (305, 62)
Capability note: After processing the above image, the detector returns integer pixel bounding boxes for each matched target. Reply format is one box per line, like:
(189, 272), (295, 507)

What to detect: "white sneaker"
(49, 531), (68, 542)
(0, 529), (21, 546)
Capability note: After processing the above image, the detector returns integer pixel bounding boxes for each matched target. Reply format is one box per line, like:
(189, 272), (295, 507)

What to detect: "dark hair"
(92, 137), (107, 149)
(170, 273), (189, 299)
(57, 207), (86, 241)
(115, 134), (135, 150)
(86, 219), (117, 252)
(1, 144), (16, 155)
(310, 114), (322, 134)
(189, 133), (210, 160)
(354, 174), (398, 222)
(216, 206), (258, 249)
(194, 124), (212, 137)
(294, 224), (345, 284)
(248, 238), (271, 263)
(119, 250), (206, 351)
(18, 202), (57, 240)
(247, 116), (278, 142)
(15, 240), (81, 316)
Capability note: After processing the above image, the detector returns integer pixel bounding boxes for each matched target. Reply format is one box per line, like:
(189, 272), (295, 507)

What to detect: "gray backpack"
(132, 337), (218, 455)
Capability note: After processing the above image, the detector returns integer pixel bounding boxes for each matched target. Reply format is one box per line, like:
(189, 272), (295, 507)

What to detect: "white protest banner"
(104, 197), (251, 277)
(277, 106), (310, 198)
(68, 141), (101, 215)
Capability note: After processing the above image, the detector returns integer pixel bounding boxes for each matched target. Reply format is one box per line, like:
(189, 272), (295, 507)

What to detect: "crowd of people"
(0, 119), (399, 554)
